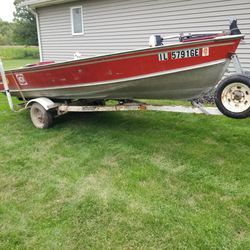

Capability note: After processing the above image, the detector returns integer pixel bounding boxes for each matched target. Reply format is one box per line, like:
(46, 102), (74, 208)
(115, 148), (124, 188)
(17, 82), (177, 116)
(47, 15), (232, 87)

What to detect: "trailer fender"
(25, 97), (58, 110)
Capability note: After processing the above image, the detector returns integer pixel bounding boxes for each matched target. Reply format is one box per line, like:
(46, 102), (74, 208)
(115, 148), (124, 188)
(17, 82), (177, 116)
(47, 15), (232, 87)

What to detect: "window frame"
(70, 5), (84, 36)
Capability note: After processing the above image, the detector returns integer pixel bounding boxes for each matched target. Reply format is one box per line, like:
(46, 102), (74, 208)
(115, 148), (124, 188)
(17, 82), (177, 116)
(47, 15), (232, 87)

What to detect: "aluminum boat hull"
(0, 34), (243, 100)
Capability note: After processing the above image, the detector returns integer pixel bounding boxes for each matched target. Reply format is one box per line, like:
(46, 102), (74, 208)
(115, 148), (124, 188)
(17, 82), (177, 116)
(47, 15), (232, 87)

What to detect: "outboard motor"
(149, 35), (163, 47)
(230, 17), (241, 35)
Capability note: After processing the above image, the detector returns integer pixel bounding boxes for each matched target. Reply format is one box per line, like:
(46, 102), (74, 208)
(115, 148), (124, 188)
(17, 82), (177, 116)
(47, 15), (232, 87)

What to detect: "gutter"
(21, 0), (77, 8)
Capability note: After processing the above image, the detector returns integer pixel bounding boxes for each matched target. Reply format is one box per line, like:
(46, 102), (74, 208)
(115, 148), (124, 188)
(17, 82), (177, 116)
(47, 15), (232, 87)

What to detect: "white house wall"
(37, 0), (250, 71)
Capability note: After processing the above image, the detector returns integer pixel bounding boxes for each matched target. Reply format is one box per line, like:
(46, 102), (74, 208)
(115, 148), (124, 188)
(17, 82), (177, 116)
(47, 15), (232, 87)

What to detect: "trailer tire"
(30, 103), (53, 129)
(215, 75), (250, 119)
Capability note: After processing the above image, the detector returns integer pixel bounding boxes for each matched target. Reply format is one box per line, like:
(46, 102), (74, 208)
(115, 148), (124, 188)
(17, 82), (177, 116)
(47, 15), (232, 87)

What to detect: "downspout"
(30, 8), (43, 62)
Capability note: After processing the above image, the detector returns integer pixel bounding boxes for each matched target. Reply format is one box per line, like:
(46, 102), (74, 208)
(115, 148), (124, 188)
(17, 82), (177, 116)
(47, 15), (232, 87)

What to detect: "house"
(24, 0), (250, 71)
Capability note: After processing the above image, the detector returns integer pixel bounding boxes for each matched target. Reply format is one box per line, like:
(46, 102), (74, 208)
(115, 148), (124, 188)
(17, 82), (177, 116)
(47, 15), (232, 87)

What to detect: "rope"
(11, 72), (27, 102)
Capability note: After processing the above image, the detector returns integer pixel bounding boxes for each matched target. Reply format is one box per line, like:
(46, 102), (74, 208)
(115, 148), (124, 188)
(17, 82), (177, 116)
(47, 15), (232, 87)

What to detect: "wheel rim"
(221, 82), (250, 113)
(31, 107), (45, 127)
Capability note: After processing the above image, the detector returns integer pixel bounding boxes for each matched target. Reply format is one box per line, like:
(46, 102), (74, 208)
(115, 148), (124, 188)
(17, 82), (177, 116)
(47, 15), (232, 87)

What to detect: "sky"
(0, 0), (15, 22)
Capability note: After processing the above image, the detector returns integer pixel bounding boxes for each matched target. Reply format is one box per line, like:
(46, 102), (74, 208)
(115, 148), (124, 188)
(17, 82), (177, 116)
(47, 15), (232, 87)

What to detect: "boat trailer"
(0, 54), (249, 129)
(25, 98), (222, 129)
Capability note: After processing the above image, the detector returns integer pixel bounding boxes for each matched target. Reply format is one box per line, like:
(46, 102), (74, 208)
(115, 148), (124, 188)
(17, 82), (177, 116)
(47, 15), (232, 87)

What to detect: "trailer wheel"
(30, 103), (53, 129)
(215, 75), (250, 119)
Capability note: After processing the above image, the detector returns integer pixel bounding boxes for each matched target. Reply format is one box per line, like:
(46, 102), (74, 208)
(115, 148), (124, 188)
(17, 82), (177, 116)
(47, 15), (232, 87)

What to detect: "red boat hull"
(0, 35), (243, 100)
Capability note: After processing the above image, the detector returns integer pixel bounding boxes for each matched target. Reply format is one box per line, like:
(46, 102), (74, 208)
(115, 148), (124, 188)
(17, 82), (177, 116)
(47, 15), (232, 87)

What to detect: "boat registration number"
(171, 48), (199, 59)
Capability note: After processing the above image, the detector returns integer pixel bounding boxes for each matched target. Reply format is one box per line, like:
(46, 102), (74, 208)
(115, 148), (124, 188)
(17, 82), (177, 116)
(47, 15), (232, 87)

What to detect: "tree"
(13, 0), (38, 46)
(0, 18), (14, 45)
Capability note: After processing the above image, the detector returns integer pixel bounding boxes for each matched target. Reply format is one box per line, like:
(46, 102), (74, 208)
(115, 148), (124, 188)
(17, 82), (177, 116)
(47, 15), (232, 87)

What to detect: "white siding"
(37, 0), (250, 71)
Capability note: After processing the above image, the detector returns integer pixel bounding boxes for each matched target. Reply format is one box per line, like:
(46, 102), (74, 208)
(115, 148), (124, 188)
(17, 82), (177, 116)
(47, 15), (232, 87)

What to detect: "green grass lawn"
(0, 60), (250, 249)
(0, 45), (39, 70)
(2, 58), (40, 70)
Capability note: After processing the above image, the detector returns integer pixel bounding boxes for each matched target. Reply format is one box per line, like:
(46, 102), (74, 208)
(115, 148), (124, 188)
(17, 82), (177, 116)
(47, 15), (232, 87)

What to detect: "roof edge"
(22, 0), (77, 8)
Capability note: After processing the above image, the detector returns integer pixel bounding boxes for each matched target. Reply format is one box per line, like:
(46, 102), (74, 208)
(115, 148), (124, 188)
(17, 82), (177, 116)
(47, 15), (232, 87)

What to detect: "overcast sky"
(0, 0), (15, 22)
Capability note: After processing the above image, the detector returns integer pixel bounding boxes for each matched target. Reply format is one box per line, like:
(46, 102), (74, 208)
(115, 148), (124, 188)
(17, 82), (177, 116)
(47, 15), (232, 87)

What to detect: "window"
(71, 6), (84, 35)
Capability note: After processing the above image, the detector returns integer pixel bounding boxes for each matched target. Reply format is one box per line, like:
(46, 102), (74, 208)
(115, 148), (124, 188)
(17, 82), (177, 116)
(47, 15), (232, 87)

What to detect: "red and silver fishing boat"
(1, 18), (250, 128)
(0, 32), (243, 100)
